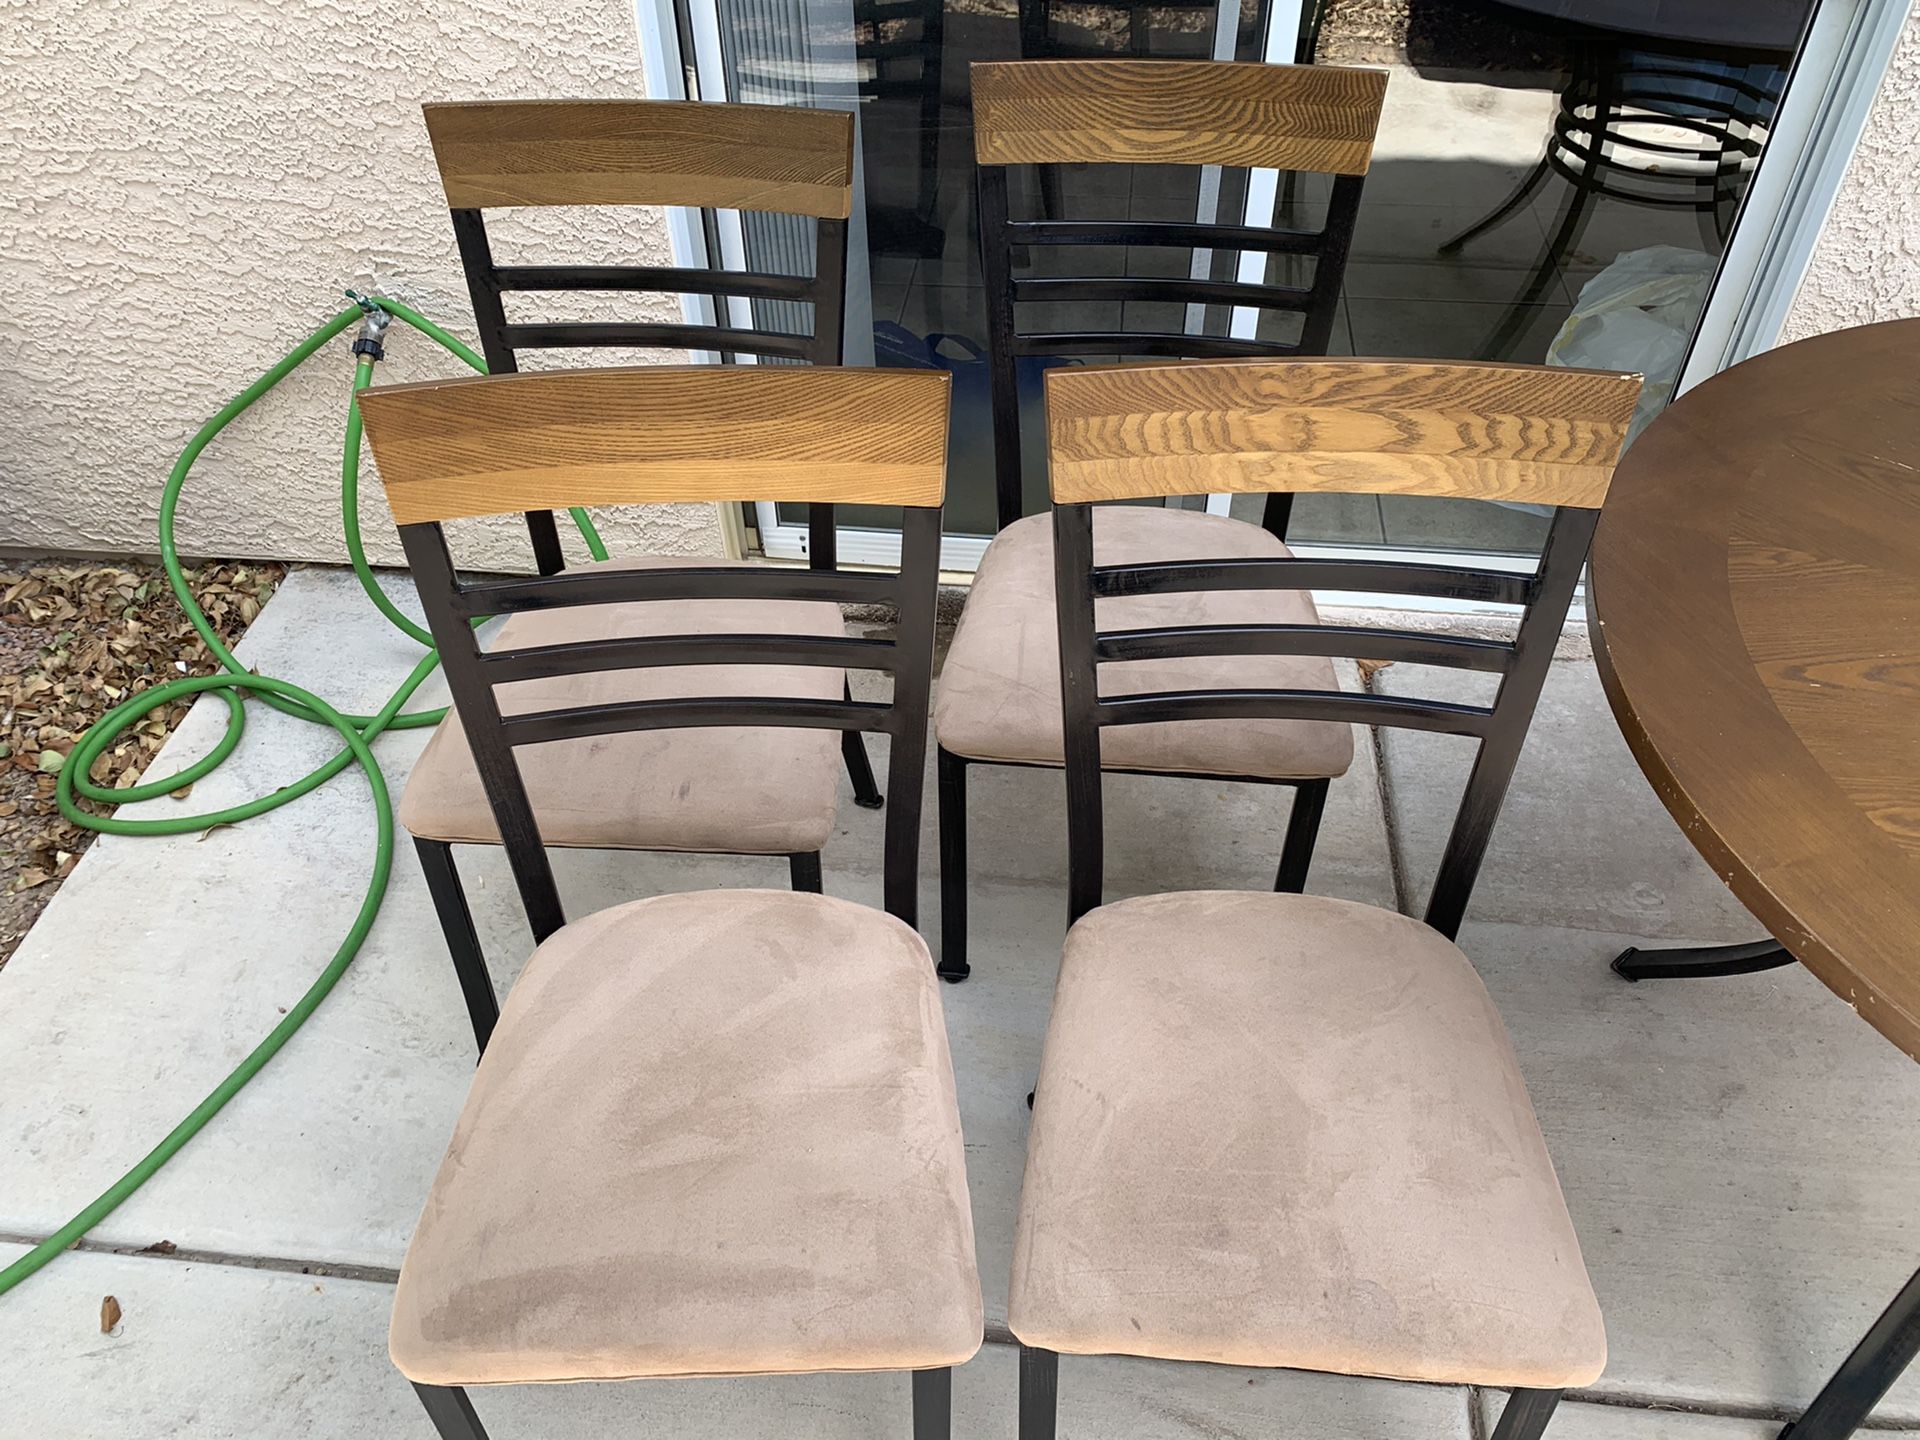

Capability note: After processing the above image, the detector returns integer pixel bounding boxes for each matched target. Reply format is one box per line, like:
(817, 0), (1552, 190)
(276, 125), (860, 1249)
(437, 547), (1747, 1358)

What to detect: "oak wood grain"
(358, 366), (949, 522)
(1587, 317), (1920, 1063)
(423, 99), (856, 218)
(1044, 358), (1641, 507)
(971, 60), (1387, 173)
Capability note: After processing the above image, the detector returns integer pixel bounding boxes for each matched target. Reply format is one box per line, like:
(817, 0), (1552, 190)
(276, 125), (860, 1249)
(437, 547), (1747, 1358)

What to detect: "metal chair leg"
(412, 1383), (490, 1440)
(1474, 176), (1595, 362)
(1019, 1345), (1058, 1440)
(1274, 778), (1329, 893)
(1436, 154), (1554, 254)
(843, 681), (885, 810)
(1779, 1262), (1920, 1439)
(913, 1366), (953, 1440)
(414, 839), (498, 1056)
(1490, 1387), (1563, 1440)
(937, 747), (971, 982)
(789, 851), (824, 894)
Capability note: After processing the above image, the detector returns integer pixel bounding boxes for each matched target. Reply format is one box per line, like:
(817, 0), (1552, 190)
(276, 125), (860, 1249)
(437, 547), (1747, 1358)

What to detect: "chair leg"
(789, 851), (824, 894)
(1490, 1387), (1564, 1440)
(414, 839), (498, 1057)
(844, 680), (885, 809)
(937, 747), (971, 982)
(412, 1383), (490, 1440)
(1273, 778), (1329, 893)
(1436, 153), (1553, 253)
(1019, 1346), (1058, 1440)
(913, 1366), (953, 1440)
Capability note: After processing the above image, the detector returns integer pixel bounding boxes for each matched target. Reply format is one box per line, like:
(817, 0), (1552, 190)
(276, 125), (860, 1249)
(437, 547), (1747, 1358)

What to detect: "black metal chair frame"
(934, 150), (1366, 983)
(1020, 483), (1603, 1440)
(422, 190), (891, 1050)
(396, 482), (947, 1440)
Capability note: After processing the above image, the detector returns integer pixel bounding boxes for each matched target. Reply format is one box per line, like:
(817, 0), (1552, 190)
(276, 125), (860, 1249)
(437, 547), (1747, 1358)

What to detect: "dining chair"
(931, 59), (1388, 981)
(1013, 356), (1642, 1438)
(356, 362), (979, 1439)
(411, 98), (886, 1048)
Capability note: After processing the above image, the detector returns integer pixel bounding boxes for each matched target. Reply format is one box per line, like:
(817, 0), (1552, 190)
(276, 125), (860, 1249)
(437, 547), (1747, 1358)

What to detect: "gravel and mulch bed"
(0, 559), (285, 968)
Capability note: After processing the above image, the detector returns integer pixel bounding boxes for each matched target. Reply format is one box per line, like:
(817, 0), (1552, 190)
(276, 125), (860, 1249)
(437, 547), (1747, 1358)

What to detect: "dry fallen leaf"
(100, 1295), (121, 1334)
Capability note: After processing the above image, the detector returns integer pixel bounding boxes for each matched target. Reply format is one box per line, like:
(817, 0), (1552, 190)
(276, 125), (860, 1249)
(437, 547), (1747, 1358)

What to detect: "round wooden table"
(1587, 317), (1920, 1438)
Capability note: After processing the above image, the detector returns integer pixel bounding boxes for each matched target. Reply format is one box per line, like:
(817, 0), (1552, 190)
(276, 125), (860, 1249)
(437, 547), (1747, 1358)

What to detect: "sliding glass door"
(635, 0), (1895, 572)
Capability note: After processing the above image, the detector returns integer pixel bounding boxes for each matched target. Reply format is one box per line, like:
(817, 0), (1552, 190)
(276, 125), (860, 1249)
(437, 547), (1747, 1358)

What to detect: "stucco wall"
(1782, 2), (1920, 342)
(0, 0), (719, 569)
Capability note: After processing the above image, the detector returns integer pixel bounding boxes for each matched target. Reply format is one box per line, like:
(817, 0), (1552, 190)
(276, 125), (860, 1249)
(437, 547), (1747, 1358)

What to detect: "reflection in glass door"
(652, 0), (1824, 564)
(1292, 0), (1815, 555)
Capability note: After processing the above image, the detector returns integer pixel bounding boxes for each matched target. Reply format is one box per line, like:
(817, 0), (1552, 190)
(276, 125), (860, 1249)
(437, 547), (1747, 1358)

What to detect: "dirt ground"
(1317, 0), (1569, 72)
(0, 559), (285, 968)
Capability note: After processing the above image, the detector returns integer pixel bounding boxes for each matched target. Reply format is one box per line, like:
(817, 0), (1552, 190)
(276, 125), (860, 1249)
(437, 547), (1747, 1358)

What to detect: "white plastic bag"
(1547, 244), (1718, 443)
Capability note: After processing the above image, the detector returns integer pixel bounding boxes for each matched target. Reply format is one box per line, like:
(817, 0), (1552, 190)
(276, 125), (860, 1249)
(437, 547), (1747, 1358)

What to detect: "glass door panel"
(666, 0), (1823, 562)
(1291, 0), (1816, 555)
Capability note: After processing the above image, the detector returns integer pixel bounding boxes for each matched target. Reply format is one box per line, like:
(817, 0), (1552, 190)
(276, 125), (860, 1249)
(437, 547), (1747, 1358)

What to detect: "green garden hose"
(0, 296), (605, 1297)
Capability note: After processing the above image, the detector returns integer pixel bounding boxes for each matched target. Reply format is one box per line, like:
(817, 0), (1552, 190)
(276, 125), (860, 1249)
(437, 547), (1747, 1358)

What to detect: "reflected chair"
(357, 363), (979, 1439)
(1013, 356), (1642, 1438)
(932, 59), (1388, 980)
(410, 99), (885, 1050)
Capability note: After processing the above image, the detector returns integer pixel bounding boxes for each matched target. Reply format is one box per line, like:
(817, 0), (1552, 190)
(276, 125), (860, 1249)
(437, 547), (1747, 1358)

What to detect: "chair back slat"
(488, 264), (817, 303)
(449, 563), (899, 619)
(1048, 358), (1641, 940)
(1095, 688), (1494, 736)
(971, 60), (1388, 532)
(494, 322), (817, 361)
(361, 366), (947, 939)
(424, 99), (855, 217)
(1047, 359), (1640, 509)
(1014, 276), (1314, 310)
(483, 632), (898, 685)
(1090, 556), (1534, 606)
(357, 365), (949, 525)
(1093, 624), (1513, 673)
(971, 60), (1386, 173)
(499, 696), (894, 748)
(1014, 332), (1306, 361)
(1005, 219), (1327, 254)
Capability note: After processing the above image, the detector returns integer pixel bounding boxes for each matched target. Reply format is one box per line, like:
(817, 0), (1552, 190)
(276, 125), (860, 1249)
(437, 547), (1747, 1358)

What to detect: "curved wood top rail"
(1045, 358), (1641, 508)
(358, 366), (949, 523)
(970, 60), (1387, 173)
(1588, 318), (1920, 1063)
(422, 99), (856, 218)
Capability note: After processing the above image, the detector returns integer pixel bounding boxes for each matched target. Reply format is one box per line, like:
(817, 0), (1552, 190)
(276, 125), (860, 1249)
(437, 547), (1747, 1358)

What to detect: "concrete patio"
(3, 564), (1919, 1438)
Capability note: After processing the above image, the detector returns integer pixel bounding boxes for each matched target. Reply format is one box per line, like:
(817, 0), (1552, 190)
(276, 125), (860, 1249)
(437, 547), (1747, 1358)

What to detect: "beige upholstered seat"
(400, 558), (845, 856)
(1009, 890), (1605, 1390)
(933, 508), (1355, 778)
(391, 889), (984, 1386)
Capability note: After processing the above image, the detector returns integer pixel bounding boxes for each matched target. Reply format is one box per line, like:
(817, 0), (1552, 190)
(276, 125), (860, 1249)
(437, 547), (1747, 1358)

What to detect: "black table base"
(1612, 937), (1796, 980)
